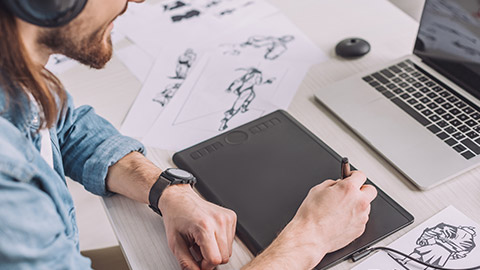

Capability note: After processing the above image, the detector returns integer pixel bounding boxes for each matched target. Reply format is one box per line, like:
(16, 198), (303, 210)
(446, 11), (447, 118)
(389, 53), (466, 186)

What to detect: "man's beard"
(39, 22), (113, 69)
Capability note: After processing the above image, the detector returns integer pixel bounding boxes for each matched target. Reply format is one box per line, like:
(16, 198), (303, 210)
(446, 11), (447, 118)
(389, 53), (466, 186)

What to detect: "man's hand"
(243, 171), (377, 270)
(106, 152), (237, 269)
(292, 171), (377, 254)
(159, 185), (237, 270)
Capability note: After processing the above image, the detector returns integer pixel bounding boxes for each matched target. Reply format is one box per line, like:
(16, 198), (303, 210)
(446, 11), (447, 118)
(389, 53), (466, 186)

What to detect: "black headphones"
(0, 0), (88, 27)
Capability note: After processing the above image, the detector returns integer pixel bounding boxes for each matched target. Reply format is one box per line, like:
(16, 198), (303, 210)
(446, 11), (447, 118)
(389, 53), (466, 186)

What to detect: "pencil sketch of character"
(390, 223), (477, 270)
(219, 68), (275, 131)
(219, 8), (235, 16)
(171, 9), (200, 22)
(163, 0), (188, 11)
(170, 49), (197, 79)
(217, 1), (254, 16)
(205, 0), (221, 8)
(152, 83), (182, 106)
(222, 35), (295, 60)
(152, 49), (197, 107)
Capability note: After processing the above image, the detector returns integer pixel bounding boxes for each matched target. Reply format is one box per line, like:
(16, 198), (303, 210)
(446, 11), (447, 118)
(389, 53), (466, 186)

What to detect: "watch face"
(167, 168), (193, 179)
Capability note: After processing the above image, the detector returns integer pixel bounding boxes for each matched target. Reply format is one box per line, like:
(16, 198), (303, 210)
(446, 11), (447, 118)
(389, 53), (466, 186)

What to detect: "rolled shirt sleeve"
(57, 93), (145, 196)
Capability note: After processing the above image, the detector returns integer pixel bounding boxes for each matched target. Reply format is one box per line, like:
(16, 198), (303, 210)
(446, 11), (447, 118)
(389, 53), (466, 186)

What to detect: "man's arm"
(105, 152), (237, 270)
(57, 94), (236, 270)
(243, 171), (377, 269)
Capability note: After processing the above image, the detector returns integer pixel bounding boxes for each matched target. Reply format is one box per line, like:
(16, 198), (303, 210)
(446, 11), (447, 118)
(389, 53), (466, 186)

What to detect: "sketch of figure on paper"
(152, 83), (182, 106)
(152, 49), (197, 107)
(389, 223), (477, 270)
(171, 9), (201, 22)
(217, 1), (254, 17)
(204, 0), (222, 9)
(171, 49), (197, 79)
(163, 0), (188, 11)
(222, 35), (295, 60)
(219, 67), (275, 131)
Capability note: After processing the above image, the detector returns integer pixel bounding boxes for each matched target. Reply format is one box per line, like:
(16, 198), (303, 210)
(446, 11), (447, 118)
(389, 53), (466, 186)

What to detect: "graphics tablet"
(173, 110), (414, 269)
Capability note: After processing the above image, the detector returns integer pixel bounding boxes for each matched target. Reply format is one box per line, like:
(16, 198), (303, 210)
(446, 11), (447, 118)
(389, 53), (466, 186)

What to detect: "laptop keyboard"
(362, 59), (480, 160)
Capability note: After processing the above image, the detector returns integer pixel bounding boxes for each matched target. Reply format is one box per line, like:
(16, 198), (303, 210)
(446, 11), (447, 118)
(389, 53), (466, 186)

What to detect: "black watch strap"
(148, 174), (170, 216)
(148, 169), (197, 216)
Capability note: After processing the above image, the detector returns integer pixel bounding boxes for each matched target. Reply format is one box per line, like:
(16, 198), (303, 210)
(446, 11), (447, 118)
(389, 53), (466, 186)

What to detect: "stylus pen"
(341, 157), (352, 179)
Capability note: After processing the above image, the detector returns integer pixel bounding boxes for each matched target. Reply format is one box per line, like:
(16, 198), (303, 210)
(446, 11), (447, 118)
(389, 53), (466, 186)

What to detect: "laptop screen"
(414, 0), (480, 99)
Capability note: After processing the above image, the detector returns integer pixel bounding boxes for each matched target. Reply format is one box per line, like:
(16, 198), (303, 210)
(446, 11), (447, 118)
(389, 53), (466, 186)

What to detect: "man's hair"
(0, 5), (66, 129)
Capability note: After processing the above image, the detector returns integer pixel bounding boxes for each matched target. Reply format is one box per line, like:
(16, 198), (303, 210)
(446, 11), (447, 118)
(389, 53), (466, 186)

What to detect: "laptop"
(315, 0), (480, 189)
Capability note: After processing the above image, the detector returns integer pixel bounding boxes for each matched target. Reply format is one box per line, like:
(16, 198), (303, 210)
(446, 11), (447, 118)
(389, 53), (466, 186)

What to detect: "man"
(0, 0), (377, 270)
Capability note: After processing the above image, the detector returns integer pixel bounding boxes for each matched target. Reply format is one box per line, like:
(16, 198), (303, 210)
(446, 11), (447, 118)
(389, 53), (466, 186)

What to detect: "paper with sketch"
(141, 53), (310, 151)
(121, 46), (201, 139)
(215, 13), (324, 64)
(352, 206), (479, 270)
(115, 0), (279, 57)
(120, 12), (326, 141)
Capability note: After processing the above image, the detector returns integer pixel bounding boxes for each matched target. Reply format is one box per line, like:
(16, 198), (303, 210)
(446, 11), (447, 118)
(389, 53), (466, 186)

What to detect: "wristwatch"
(148, 168), (197, 216)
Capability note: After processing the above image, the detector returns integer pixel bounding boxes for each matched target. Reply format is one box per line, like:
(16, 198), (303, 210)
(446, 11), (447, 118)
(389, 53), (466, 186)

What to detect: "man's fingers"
(172, 236), (201, 270)
(227, 216), (237, 257)
(198, 231), (223, 269)
(321, 179), (338, 187)
(360, 184), (377, 202)
(215, 231), (231, 264)
(342, 171), (367, 189)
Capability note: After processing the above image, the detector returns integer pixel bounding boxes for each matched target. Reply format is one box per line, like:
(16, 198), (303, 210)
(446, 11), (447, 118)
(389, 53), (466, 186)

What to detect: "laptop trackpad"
(342, 97), (466, 187)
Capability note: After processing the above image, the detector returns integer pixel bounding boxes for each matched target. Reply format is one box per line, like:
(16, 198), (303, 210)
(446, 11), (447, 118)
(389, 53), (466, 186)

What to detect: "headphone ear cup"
(1, 0), (87, 27)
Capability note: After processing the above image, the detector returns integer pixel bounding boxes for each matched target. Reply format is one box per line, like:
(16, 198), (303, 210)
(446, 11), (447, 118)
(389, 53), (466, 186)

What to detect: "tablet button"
(225, 131), (249, 144)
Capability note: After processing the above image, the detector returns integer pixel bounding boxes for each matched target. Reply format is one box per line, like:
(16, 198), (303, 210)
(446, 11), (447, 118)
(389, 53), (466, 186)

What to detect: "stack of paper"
(50, 0), (328, 151)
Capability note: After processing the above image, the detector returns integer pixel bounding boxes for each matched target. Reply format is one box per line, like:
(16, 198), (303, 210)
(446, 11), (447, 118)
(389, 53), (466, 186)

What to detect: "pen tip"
(342, 157), (349, 163)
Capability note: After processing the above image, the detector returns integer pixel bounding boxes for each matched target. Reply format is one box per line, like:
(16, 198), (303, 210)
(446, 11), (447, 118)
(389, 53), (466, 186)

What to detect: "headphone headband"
(1, 0), (88, 27)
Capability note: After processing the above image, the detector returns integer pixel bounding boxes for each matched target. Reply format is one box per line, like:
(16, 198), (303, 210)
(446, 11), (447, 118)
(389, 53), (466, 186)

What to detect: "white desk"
(60, 0), (480, 269)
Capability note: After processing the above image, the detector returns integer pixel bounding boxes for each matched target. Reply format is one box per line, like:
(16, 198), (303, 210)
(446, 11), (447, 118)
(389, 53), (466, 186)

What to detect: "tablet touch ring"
(225, 131), (249, 144)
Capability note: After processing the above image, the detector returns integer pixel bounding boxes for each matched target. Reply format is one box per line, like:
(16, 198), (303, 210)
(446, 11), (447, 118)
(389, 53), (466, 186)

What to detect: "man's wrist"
(148, 168), (197, 216)
(158, 184), (193, 215)
(276, 219), (328, 267)
(243, 219), (327, 270)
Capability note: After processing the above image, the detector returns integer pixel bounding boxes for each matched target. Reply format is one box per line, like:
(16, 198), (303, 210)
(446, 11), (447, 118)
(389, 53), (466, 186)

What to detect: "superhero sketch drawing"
(222, 35), (295, 60)
(219, 67), (275, 131)
(205, 0), (222, 9)
(152, 49), (197, 107)
(217, 1), (254, 17)
(171, 10), (201, 22)
(163, 1), (188, 11)
(390, 223), (477, 270)
(171, 48), (197, 79)
(152, 83), (182, 106)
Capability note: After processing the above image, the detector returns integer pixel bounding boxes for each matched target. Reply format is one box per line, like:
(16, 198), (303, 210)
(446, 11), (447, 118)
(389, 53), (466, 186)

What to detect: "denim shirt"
(0, 88), (144, 269)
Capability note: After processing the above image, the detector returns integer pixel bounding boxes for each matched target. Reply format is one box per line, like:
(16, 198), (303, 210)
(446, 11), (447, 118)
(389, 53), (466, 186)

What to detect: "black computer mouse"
(335, 38), (371, 58)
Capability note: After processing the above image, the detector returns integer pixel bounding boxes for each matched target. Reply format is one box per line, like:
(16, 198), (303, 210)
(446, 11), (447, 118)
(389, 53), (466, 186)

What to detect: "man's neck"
(16, 18), (50, 67)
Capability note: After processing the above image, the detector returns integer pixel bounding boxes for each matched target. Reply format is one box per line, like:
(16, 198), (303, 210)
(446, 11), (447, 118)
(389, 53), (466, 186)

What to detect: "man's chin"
(84, 38), (113, 69)
(73, 48), (112, 69)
